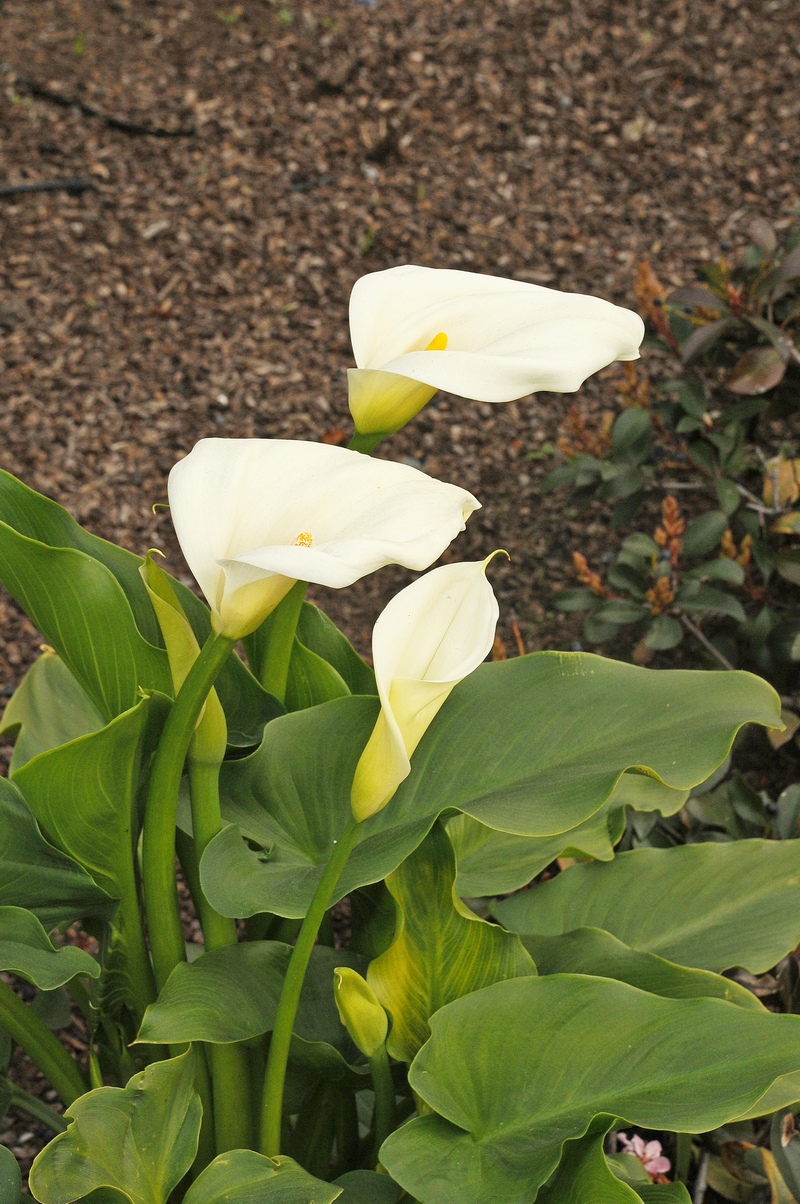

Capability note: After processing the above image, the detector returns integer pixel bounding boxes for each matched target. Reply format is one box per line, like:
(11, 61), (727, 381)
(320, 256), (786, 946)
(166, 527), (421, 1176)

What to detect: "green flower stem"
(368, 1043), (396, 1166)
(187, 759), (238, 951)
(259, 817), (361, 1156)
(348, 431), (388, 455)
(142, 631), (235, 990)
(117, 867), (157, 1016)
(8, 1084), (68, 1134)
(258, 580), (308, 702)
(188, 756), (253, 1154)
(675, 1131), (693, 1183)
(193, 1045), (217, 1175)
(0, 978), (87, 1106)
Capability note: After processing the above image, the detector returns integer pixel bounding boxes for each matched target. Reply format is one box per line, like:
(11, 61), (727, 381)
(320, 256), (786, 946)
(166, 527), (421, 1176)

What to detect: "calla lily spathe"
(348, 265), (646, 436)
(350, 557), (500, 822)
(168, 439), (480, 639)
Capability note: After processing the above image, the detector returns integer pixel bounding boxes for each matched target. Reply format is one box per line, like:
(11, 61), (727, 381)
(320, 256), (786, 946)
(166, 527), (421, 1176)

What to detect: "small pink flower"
(618, 1133), (672, 1179)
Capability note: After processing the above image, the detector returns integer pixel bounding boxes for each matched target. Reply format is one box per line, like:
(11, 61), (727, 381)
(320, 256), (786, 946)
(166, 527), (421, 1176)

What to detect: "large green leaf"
(636, 1188), (691, 1203)
(137, 944), (366, 1080)
(0, 469), (278, 744)
(380, 976), (800, 1204)
(540, 1132), (691, 1202)
(0, 472), (171, 719)
(285, 637), (352, 712)
(184, 1152), (342, 1204)
(245, 601), (376, 704)
(368, 823), (534, 1061)
(28, 1051), (201, 1204)
(538, 1130), (647, 1203)
(334, 1171), (404, 1203)
(0, 906), (99, 989)
(450, 774), (688, 897)
(201, 655), (777, 921)
(0, 1145), (22, 1204)
(137, 941), (291, 1045)
(523, 928), (762, 1010)
(296, 603), (376, 696)
(0, 777), (113, 929)
(13, 695), (165, 901)
(0, 650), (104, 773)
(495, 841), (800, 973)
(390, 656), (779, 835)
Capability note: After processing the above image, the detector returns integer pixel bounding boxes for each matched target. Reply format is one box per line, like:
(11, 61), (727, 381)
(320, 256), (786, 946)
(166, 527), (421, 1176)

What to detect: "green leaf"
(0, 777), (113, 929)
(138, 941), (291, 1045)
(0, 469), (277, 745)
(644, 616), (683, 651)
(635, 1187), (691, 1203)
(450, 773), (688, 898)
(611, 409), (653, 462)
(201, 655), (779, 920)
(390, 656), (778, 836)
(0, 471), (163, 644)
(538, 1130), (643, 1203)
(0, 1145), (22, 1204)
(0, 474), (171, 720)
(381, 976), (800, 1204)
(682, 511), (729, 558)
(594, 600), (647, 625)
(184, 1152), (342, 1204)
(0, 906), (99, 989)
(583, 615), (624, 643)
(296, 604), (376, 696)
(553, 588), (596, 613)
(677, 583), (746, 622)
(622, 534), (661, 560)
(522, 927), (763, 1010)
(776, 550), (800, 587)
(14, 695), (166, 901)
(684, 558), (745, 586)
(367, 823), (534, 1061)
(0, 651), (105, 773)
(680, 317), (735, 364)
(716, 478), (741, 516)
(245, 601), (375, 702)
(334, 1171), (404, 1203)
(285, 638), (351, 712)
(137, 944), (367, 1080)
(28, 1051), (201, 1204)
(495, 841), (800, 973)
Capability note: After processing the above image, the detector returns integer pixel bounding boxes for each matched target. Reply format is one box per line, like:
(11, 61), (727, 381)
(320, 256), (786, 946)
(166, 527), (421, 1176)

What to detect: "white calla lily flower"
(348, 265), (645, 436)
(351, 556), (500, 822)
(168, 439), (480, 640)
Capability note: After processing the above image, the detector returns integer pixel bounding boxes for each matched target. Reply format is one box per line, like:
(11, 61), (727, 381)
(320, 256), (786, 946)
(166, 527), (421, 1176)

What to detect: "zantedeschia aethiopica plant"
(0, 265), (793, 1204)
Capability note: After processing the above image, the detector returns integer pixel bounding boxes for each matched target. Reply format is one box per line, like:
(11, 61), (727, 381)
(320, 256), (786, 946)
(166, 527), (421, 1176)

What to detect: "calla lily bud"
(348, 265), (645, 436)
(351, 557), (500, 823)
(167, 439), (480, 640)
(333, 966), (388, 1059)
(139, 552), (226, 763)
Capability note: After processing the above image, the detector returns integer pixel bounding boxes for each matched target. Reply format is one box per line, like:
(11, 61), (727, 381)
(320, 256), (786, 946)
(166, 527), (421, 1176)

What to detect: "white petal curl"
(348, 265), (645, 428)
(168, 439), (480, 638)
(350, 558), (500, 822)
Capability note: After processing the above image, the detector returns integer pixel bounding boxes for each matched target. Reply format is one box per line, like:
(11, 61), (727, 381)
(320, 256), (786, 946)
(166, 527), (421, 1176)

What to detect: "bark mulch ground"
(1, 0), (800, 1182)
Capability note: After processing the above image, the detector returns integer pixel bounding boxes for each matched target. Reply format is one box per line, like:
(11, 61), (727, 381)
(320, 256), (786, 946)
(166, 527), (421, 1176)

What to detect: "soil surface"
(2, 0), (800, 1185)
